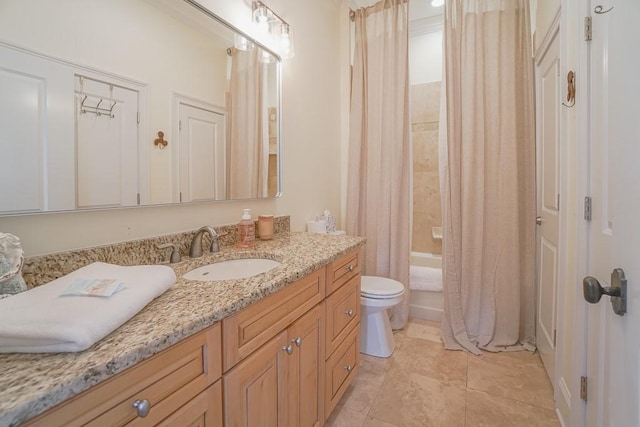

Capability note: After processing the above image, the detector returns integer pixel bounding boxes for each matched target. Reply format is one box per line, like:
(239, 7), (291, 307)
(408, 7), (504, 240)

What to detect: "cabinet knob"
(346, 264), (354, 272)
(345, 309), (354, 317)
(292, 337), (302, 347)
(132, 399), (151, 418)
(344, 365), (353, 372)
(282, 345), (294, 355)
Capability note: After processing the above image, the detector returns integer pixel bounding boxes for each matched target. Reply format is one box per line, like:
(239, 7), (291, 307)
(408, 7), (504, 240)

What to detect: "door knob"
(583, 268), (627, 316)
(536, 216), (544, 225)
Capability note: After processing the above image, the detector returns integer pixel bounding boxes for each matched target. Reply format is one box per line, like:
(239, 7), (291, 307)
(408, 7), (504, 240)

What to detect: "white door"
(535, 28), (561, 382)
(75, 76), (139, 208)
(585, 1), (640, 425)
(178, 102), (226, 202)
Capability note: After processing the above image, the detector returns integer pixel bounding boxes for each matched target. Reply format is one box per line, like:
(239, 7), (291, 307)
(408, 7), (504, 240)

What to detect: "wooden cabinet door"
(287, 304), (324, 427)
(224, 331), (289, 427)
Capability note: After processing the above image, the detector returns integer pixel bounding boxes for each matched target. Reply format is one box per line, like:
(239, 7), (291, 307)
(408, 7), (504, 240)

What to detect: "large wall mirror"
(0, 0), (281, 215)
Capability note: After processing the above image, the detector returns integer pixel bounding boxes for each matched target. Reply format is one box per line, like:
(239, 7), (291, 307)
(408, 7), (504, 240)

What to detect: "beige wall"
(0, 0), (347, 256)
(534, 0), (561, 53)
(411, 82), (442, 255)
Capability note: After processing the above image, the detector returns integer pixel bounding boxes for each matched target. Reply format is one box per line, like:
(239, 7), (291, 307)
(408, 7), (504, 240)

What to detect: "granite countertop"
(0, 232), (366, 427)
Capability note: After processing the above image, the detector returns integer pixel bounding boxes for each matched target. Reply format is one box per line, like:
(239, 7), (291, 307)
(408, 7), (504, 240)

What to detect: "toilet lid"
(360, 276), (405, 298)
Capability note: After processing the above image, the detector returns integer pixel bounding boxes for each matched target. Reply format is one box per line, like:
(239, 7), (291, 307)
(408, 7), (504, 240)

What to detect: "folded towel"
(409, 265), (442, 292)
(0, 262), (176, 353)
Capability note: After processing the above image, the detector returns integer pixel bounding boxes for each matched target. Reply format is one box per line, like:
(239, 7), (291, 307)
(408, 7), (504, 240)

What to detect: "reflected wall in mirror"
(0, 0), (281, 215)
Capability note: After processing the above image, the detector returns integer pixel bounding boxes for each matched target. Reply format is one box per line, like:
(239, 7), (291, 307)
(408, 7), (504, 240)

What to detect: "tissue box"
(317, 211), (336, 234)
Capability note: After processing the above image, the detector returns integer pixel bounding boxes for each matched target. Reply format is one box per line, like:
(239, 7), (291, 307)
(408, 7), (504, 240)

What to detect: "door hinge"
(584, 196), (592, 221)
(179, 192), (182, 203)
(136, 112), (140, 124)
(580, 376), (588, 401)
(179, 120), (182, 131)
(557, 194), (560, 211)
(553, 329), (557, 346)
(137, 193), (140, 205)
(585, 16), (592, 41)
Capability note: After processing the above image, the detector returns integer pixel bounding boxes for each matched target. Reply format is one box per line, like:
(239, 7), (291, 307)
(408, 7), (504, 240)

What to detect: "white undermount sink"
(183, 258), (282, 281)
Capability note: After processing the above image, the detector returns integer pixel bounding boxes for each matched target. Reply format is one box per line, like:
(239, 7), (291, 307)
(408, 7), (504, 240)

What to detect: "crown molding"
(409, 15), (444, 37)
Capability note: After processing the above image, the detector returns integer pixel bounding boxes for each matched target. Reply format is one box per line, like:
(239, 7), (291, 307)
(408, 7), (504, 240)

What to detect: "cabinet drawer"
(324, 325), (360, 416)
(223, 268), (325, 371)
(158, 380), (222, 427)
(325, 275), (360, 357)
(326, 249), (360, 296)
(26, 324), (221, 427)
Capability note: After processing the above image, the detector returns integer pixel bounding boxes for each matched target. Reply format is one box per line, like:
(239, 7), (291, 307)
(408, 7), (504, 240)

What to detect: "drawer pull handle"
(344, 365), (353, 372)
(345, 309), (354, 317)
(133, 399), (151, 418)
(282, 345), (294, 355)
(346, 264), (354, 272)
(292, 337), (302, 347)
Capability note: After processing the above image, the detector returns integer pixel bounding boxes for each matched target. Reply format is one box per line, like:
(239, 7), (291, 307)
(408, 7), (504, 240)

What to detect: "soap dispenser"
(237, 209), (256, 249)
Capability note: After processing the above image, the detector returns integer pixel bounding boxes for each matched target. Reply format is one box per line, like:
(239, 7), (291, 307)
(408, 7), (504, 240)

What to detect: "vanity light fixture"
(251, 1), (295, 59)
(234, 33), (254, 51)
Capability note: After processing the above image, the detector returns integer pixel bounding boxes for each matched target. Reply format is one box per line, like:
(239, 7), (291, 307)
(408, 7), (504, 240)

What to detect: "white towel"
(409, 265), (443, 292)
(0, 262), (176, 353)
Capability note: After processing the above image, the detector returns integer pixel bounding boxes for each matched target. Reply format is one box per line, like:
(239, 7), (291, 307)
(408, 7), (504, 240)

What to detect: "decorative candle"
(258, 215), (274, 240)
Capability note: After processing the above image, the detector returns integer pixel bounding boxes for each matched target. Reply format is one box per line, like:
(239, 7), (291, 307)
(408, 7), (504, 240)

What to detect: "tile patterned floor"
(325, 318), (560, 427)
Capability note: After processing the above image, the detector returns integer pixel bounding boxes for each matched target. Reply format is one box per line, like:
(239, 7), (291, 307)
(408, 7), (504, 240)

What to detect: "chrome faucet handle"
(156, 243), (181, 263)
(209, 230), (227, 254)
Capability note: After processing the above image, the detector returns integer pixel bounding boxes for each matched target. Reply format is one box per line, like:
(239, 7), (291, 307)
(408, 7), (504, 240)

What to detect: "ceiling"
(409, 1), (444, 21)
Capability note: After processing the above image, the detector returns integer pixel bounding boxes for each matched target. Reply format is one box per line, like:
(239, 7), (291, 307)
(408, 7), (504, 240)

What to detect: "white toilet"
(360, 276), (405, 358)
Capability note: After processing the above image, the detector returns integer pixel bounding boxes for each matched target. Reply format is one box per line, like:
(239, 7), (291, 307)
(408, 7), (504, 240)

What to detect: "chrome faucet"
(189, 226), (221, 258)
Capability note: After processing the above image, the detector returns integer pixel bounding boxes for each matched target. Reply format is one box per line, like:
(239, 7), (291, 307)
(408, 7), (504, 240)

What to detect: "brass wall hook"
(563, 71), (576, 108)
(154, 131), (168, 149)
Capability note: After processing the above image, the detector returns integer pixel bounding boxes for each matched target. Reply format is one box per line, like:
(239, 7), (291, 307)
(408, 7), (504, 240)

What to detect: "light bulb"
(253, 4), (269, 23)
(431, 0), (444, 7)
(253, 4), (271, 34)
(278, 24), (294, 59)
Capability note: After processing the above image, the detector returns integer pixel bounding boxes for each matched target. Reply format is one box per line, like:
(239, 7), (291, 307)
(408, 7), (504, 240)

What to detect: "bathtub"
(409, 252), (443, 322)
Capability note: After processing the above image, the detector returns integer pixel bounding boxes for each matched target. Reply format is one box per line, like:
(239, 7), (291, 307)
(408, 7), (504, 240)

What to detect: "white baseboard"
(409, 304), (443, 322)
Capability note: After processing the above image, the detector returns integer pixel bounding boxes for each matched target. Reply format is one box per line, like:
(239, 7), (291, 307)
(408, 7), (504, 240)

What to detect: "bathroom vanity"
(0, 232), (364, 426)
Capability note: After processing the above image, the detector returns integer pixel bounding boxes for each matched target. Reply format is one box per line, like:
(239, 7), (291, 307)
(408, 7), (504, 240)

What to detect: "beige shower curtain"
(228, 48), (268, 199)
(346, 0), (411, 330)
(439, 0), (536, 354)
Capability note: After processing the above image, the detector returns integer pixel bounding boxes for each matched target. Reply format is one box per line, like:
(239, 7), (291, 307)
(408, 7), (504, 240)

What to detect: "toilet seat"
(361, 276), (405, 299)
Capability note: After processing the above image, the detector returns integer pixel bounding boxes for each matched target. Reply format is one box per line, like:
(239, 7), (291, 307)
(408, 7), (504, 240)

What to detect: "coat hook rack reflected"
(80, 95), (116, 118)
(594, 5), (614, 14)
(563, 71), (576, 108)
(154, 131), (168, 149)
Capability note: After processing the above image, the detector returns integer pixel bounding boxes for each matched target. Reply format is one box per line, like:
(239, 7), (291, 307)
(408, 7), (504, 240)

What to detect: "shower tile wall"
(411, 82), (442, 255)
